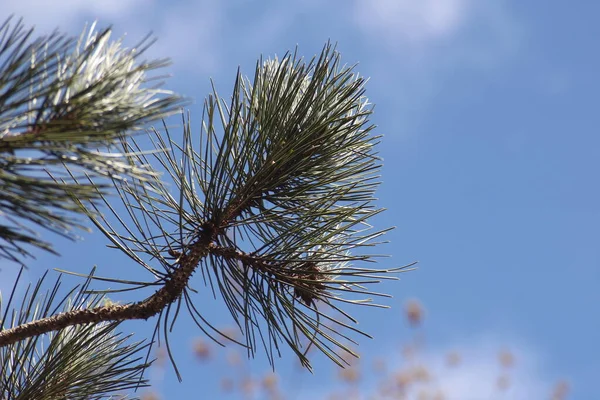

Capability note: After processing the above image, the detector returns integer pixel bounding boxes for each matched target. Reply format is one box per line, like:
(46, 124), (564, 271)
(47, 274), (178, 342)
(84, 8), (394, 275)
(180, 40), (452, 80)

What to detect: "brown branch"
(209, 244), (286, 273)
(0, 231), (211, 348)
(0, 169), (268, 348)
(209, 243), (327, 307)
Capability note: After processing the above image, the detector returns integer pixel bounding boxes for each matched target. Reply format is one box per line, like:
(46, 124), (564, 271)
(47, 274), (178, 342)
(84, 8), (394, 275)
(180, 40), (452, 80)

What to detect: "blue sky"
(2, 1), (599, 399)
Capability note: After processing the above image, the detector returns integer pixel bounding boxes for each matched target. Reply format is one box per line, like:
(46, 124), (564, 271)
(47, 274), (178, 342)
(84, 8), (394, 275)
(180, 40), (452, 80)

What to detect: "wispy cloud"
(3, 0), (221, 74)
(2, 0), (145, 32)
(353, 0), (471, 46)
(349, 0), (522, 133)
(296, 335), (563, 399)
(141, 1), (221, 74)
(410, 338), (553, 400)
(351, 0), (520, 59)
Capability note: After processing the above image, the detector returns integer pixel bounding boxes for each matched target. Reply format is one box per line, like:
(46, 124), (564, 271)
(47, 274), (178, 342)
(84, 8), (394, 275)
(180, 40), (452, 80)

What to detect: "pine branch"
(0, 17), (185, 264)
(0, 227), (213, 348)
(0, 268), (151, 399)
(0, 42), (414, 376)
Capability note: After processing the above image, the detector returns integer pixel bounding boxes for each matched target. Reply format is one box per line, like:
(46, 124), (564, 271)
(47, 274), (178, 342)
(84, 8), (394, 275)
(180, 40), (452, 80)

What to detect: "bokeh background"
(1, 1), (598, 399)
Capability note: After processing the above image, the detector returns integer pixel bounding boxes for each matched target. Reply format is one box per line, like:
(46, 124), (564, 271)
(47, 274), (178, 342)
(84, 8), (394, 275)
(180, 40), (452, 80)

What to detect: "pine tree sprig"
(0, 40), (414, 383)
(0, 267), (151, 399)
(0, 16), (185, 264)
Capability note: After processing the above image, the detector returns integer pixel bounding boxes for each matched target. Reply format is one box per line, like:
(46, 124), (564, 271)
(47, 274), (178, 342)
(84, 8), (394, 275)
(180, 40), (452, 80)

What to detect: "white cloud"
(353, 0), (471, 46)
(350, 0), (522, 134)
(2, 0), (146, 32)
(3, 0), (221, 74)
(417, 343), (549, 399)
(145, 1), (221, 74)
(355, 0), (523, 73)
(352, 0), (521, 68)
(378, 336), (559, 400)
(290, 335), (561, 399)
